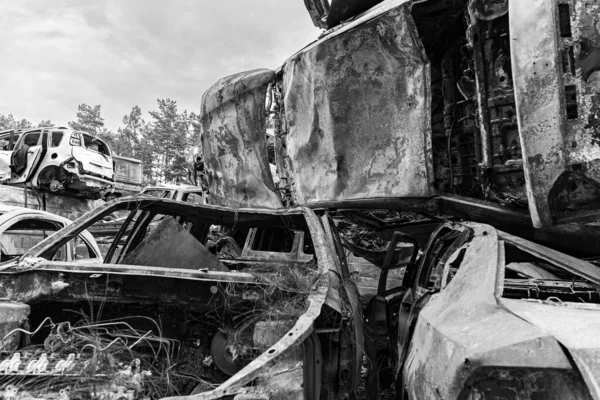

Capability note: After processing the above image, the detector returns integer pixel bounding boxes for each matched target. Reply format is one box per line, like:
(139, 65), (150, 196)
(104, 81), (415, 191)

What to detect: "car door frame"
(395, 223), (473, 391)
(10, 129), (48, 183)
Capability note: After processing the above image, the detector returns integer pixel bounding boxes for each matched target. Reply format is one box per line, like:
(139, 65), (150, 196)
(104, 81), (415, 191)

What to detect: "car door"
(395, 224), (472, 386)
(10, 130), (47, 183)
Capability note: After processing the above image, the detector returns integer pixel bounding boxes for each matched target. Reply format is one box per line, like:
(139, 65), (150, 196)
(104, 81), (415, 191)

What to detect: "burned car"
(395, 222), (600, 400)
(0, 197), (362, 400)
(309, 208), (600, 400)
(195, 0), (600, 398)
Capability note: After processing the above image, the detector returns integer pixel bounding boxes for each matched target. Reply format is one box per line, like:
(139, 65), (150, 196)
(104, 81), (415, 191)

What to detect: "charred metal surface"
(201, 69), (283, 209)
(400, 222), (596, 399)
(281, 3), (434, 205)
(509, 0), (569, 227)
(0, 197), (362, 399)
(559, 0), (600, 215)
(510, 0), (600, 227)
(0, 268), (227, 306)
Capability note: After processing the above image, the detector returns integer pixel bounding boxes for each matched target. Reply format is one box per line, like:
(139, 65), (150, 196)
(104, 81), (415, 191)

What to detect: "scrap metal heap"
(296, 0), (600, 227)
(200, 0), (600, 255)
(0, 200), (328, 399)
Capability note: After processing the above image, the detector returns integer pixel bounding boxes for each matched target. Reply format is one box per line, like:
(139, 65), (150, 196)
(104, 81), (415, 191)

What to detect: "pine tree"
(68, 104), (105, 135)
(115, 106), (144, 158)
(0, 114), (32, 130)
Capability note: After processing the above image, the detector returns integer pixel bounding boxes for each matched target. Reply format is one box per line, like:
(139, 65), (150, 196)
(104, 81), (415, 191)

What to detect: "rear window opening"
(23, 133), (41, 147)
(502, 241), (600, 304)
(51, 131), (64, 147)
(81, 133), (110, 156)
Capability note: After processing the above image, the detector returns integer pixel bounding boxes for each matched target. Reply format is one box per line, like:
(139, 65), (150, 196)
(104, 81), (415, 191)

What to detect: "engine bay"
(0, 262), (316, 399)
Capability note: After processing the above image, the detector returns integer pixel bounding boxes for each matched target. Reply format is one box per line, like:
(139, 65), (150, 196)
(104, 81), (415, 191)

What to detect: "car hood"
(502, 298), (600, 400)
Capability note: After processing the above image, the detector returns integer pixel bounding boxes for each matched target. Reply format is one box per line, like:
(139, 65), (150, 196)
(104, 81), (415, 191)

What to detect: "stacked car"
(0, 127), (115, 199)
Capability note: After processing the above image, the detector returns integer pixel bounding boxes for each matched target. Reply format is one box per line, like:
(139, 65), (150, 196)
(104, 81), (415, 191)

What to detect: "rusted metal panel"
(510, 0), (600, 227)
(201, 69), (283, 209)
(558, 0), (600, 216)
(509, 0), (568, 227)
(281, 3), (434, 205)
(402, 223), (588, 399)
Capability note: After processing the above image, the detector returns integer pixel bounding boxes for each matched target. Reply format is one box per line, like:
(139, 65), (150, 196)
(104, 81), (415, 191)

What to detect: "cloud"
(0, 0), (319, 130)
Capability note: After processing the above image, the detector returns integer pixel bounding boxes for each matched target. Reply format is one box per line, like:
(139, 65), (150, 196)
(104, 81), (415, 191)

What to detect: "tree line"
(0, 100), (201, 185)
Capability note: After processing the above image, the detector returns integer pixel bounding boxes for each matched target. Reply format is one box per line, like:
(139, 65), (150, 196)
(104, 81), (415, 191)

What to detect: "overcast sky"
(0, 1), (320, 130)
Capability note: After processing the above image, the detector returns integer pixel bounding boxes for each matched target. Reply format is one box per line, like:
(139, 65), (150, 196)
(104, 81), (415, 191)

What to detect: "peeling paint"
(281, 5), (434, 204)
(201, 70), (283, 209)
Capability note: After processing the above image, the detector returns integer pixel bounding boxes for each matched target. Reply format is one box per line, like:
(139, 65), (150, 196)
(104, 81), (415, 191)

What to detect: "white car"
(0, 127), (115, 198)
(0, 205), (101, 263)
(140, 184), (207, 204)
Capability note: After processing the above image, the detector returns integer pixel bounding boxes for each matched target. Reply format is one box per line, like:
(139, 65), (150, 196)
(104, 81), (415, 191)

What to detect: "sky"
(0, 0), (321, 130)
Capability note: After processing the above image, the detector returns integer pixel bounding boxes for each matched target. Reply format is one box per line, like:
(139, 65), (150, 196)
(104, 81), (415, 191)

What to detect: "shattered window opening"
(50, 131), (64, 147)
(417, 227), (472, 291)
(80, 132), (110, 156)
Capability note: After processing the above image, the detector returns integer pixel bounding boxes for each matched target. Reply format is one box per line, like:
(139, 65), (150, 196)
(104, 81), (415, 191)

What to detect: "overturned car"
(0, 197), (362, 400)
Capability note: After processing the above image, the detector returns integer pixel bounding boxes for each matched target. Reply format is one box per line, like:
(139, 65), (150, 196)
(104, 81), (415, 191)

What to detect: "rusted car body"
(0, 197), (362, 400)
(295, 0), (600, 230)
(201, 70), (283, 209)
(196, 0), (600, 398)
(306, 209), (600, 399)
(200, 0), (600, 256)
(388, 220), (600, 399)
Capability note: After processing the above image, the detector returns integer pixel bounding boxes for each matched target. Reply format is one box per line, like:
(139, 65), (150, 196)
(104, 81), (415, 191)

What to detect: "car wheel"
(49, 180), (63, 192)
